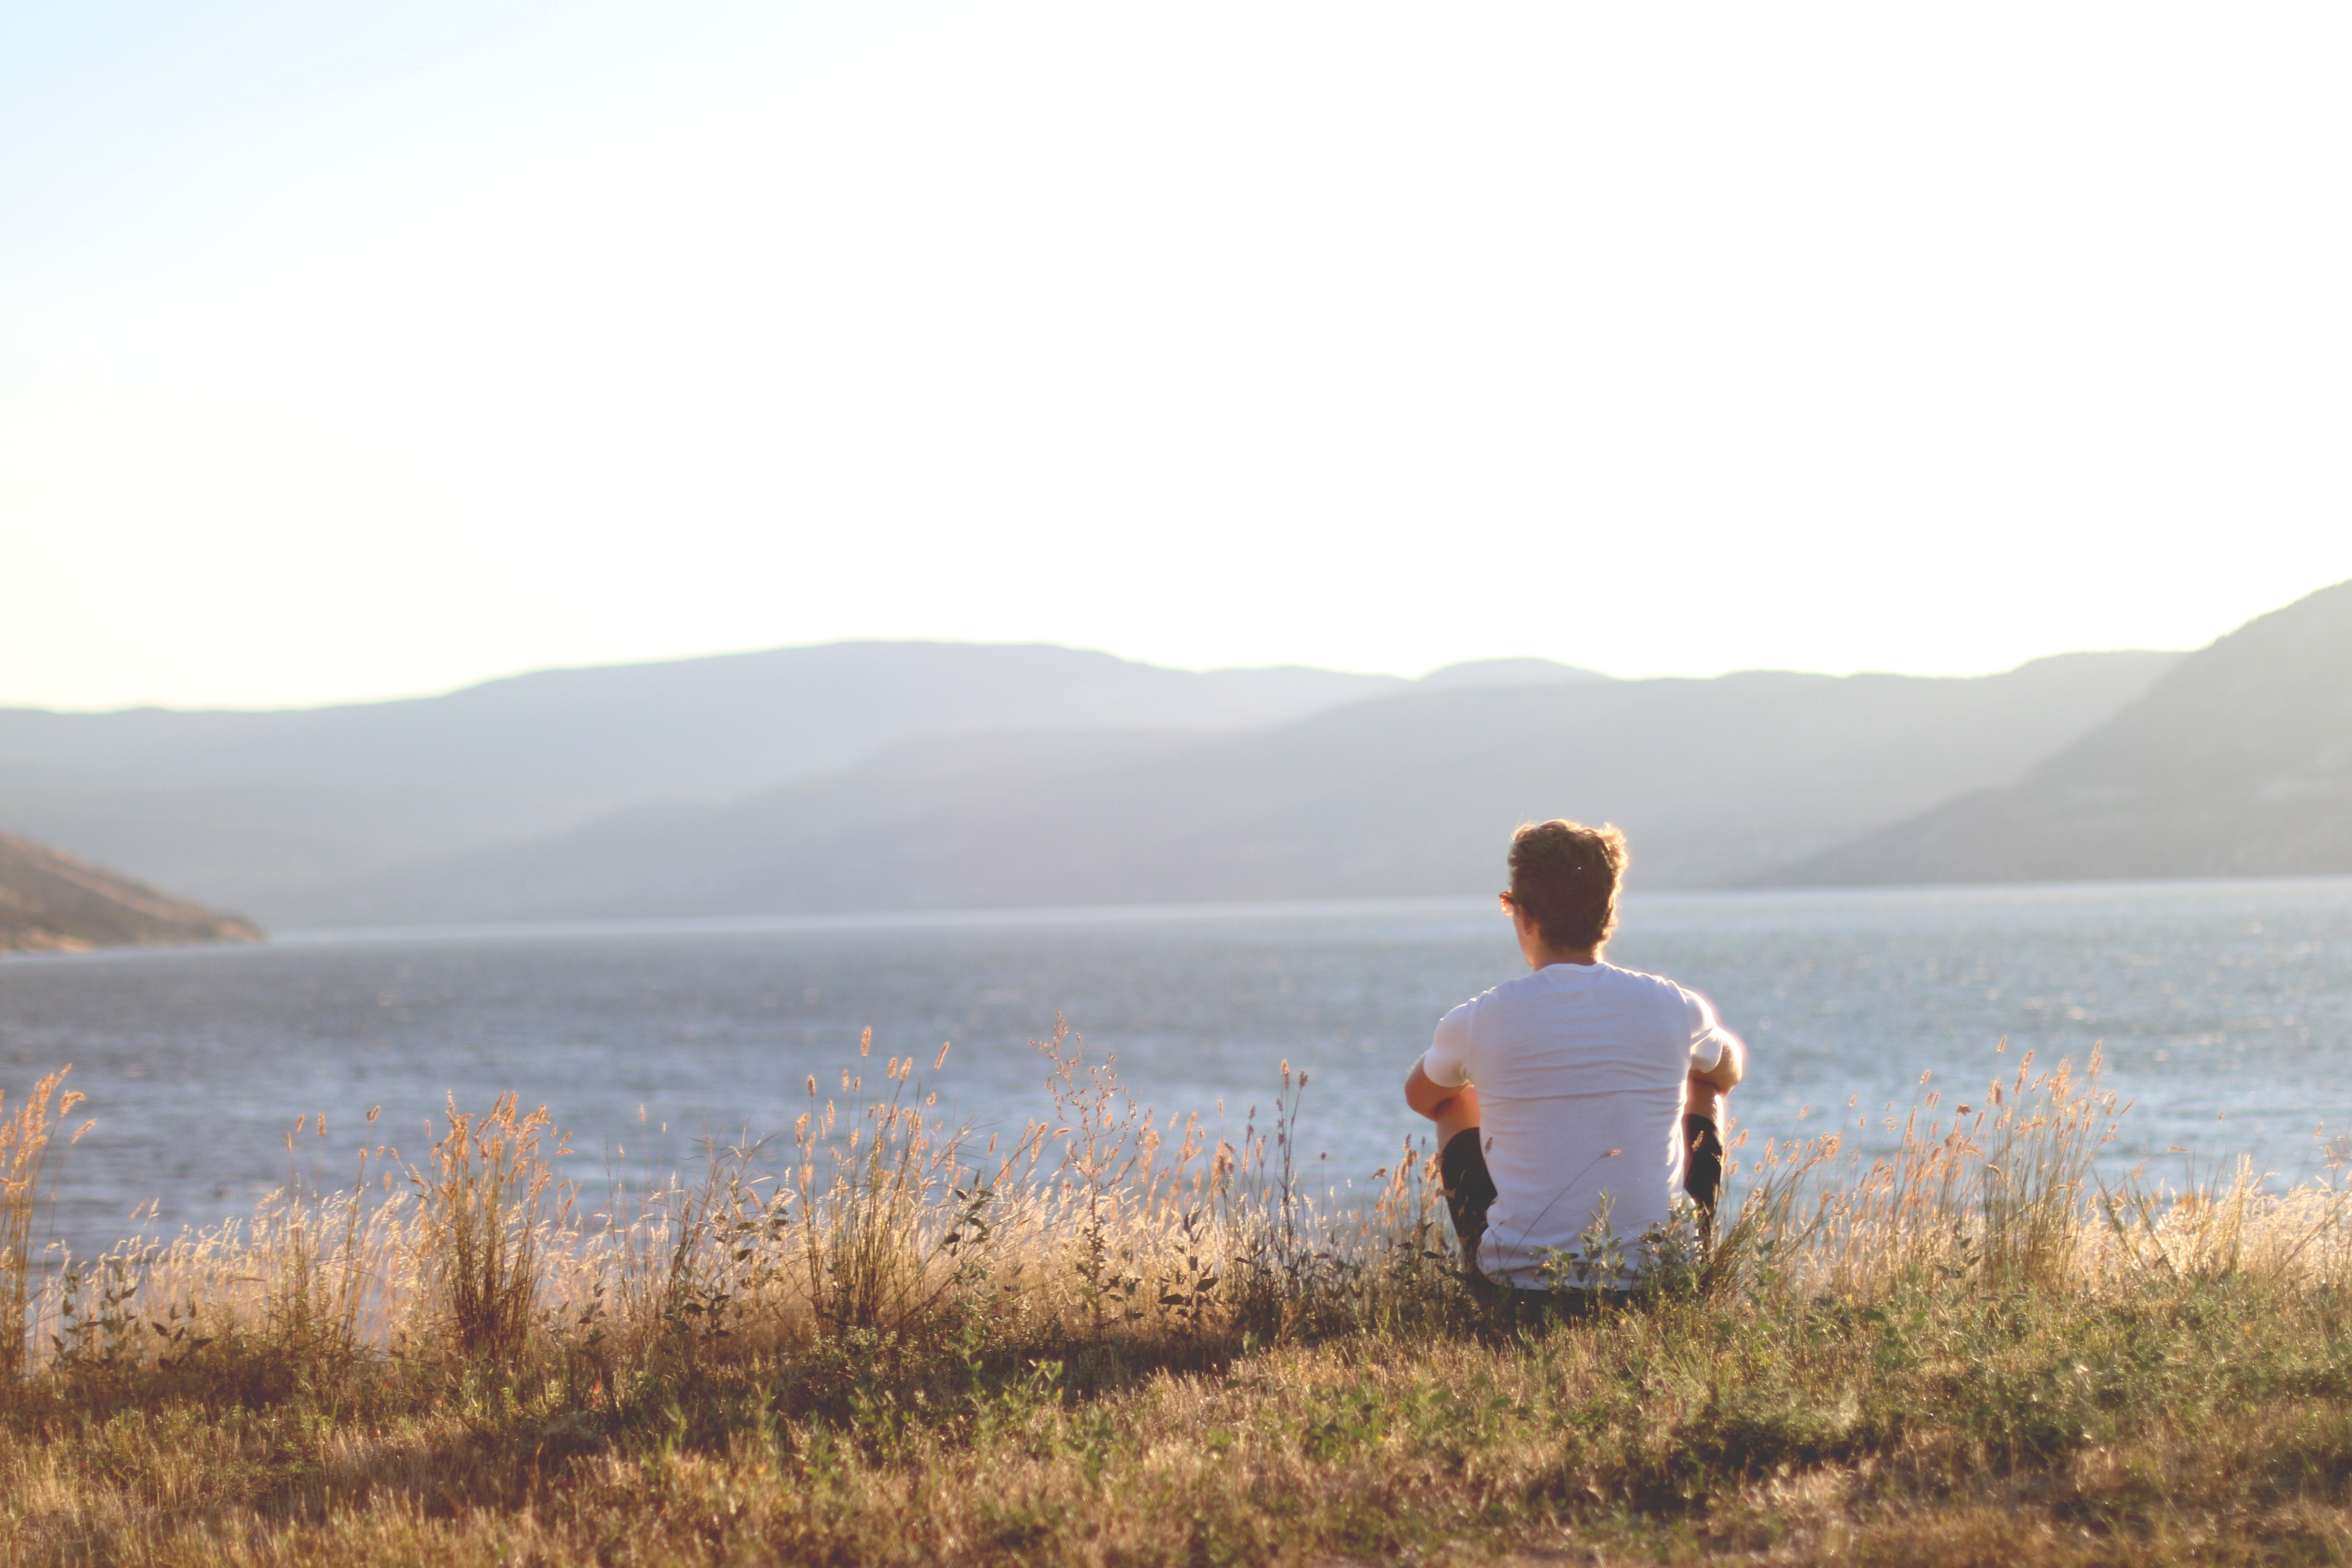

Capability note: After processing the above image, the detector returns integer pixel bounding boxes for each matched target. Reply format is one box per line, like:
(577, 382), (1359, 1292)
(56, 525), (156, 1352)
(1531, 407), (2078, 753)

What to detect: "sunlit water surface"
(4, 878), (2350, 1261)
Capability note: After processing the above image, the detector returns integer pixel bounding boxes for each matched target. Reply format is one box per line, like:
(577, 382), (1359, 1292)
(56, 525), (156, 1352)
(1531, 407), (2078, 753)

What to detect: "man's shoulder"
(1475, 964), (1684, 1002)
(1595, 962), (1708, 1009)
(1593, 960), (1677, 989)
(1436, 982), (1499, 1033)
(1455, 971), (1539, 1009)
(1454, 964), (1708, 1021)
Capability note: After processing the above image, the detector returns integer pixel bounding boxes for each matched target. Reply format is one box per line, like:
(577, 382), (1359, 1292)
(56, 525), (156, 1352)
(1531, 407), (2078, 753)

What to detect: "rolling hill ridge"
(0, 831), (262, 953)
(0, 643), (1451, 914)
(282, 651), (2180, 926)
(1775, 579), (2352, 886)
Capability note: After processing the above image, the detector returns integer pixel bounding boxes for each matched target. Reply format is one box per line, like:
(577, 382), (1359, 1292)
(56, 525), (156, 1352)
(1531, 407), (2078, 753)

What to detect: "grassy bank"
(5, 1032), (2351, 1565)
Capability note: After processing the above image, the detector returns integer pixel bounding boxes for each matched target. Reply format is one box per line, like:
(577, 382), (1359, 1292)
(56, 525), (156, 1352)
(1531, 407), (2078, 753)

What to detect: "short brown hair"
(1507, 819), (1627, 951)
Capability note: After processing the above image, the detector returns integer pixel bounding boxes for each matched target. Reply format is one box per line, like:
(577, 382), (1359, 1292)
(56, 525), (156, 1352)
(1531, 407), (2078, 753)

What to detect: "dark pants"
(1440, 1116), (1722, 1296)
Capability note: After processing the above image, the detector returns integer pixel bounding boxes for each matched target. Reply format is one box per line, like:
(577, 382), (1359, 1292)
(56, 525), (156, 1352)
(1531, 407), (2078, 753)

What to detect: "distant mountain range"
(1777, 579), (2352, 885)
(0, 831), (260, 953)
(0, 649), (1594, 923)
(10, 581), (2346, 934)
(274, 652), (2177, 927)
(0, 646), (1425, 913)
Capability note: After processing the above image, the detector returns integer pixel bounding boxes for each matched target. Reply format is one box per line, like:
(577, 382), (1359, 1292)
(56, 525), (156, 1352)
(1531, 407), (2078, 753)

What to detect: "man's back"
(1425, 960), (1731, 1285)
(1405, 817), (1746, 1292)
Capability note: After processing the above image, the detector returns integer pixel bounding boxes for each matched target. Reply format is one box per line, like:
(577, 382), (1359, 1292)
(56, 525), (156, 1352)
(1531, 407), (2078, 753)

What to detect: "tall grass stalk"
(1, 1066), (89, 1377)
(415, 1093), (568, 1361)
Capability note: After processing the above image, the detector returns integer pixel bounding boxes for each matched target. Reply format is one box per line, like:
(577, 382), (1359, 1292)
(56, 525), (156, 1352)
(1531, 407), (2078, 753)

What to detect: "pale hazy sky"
(4, 2), (2347, 711)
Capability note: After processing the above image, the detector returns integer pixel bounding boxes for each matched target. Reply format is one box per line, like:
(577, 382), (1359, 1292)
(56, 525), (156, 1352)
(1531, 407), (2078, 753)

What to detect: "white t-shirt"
(1419, 960), (1740, 1288)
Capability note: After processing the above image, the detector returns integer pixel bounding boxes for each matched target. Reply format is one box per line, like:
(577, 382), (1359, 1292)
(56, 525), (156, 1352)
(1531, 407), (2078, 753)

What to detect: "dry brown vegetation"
(0, 831), (263, 953)
(5, 1029), (2352, 1566)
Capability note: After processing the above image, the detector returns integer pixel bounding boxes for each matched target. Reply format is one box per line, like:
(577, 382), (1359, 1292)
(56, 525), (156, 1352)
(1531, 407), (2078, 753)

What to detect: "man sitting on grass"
(1405, 818), (1745, 1302)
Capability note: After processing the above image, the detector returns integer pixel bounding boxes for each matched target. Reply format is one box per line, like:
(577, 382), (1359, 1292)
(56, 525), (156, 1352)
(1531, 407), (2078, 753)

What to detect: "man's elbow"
(1708, 1038), (1746, 1090)
(1403, 1062), (1454, 1119)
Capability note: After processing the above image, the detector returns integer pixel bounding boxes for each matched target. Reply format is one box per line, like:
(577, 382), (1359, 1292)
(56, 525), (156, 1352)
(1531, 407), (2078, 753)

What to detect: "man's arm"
(1693, 1031), (1744, 1092)
(1405, 1060), (1459, 1119)
(1405, 1060), (1481, 1147)
(1686, 1014), (1745, 1125)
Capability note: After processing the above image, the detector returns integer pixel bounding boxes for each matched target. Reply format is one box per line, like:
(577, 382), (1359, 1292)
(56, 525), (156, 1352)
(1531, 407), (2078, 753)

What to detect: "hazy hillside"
(0, 831), (262, 953)
(1774, 580), (2352, 886)
(0, 643), (1408, 912)
(290, 651), (2180, 926)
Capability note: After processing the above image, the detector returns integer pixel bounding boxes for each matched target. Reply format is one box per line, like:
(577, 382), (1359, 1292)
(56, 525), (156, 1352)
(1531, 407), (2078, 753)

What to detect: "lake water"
(5, 878), (2350, 1263)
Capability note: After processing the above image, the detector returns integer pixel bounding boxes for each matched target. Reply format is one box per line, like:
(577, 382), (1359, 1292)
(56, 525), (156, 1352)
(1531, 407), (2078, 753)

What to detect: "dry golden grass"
(5, 1027), (2351, 1566)
(2, 1068), (91, 1379)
